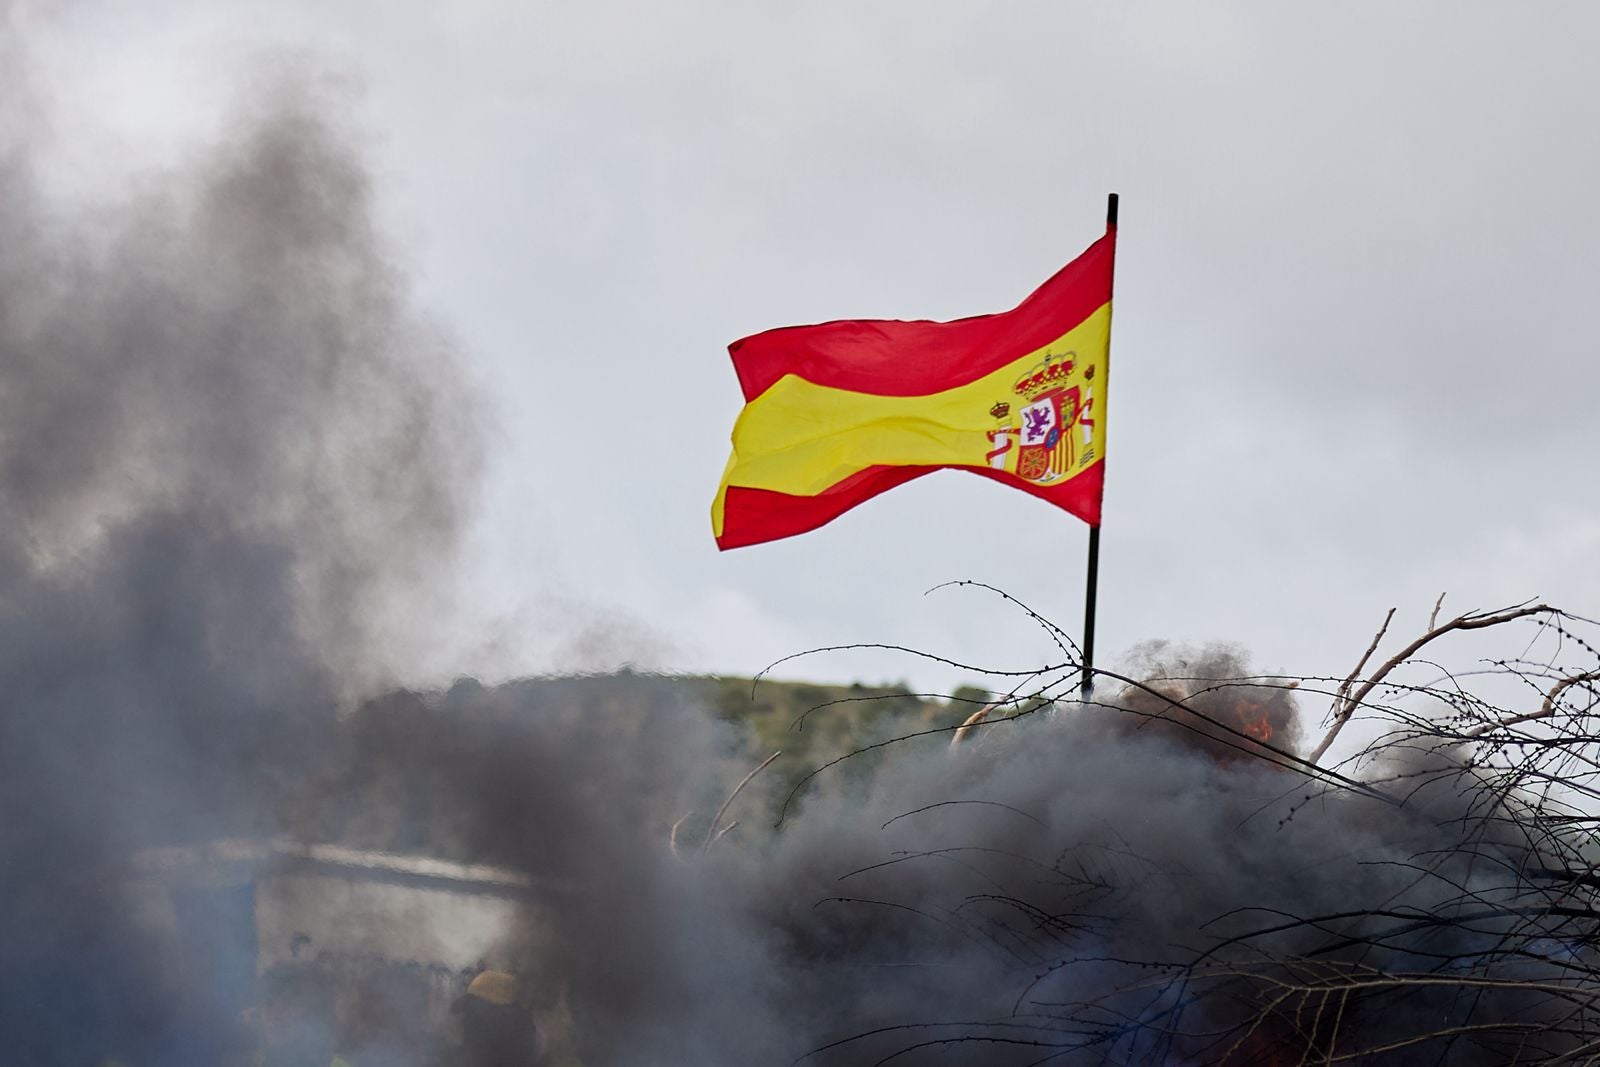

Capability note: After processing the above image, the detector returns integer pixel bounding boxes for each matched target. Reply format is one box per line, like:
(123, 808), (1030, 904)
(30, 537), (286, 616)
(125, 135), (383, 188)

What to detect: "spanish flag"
(713, 222), (1115, 550)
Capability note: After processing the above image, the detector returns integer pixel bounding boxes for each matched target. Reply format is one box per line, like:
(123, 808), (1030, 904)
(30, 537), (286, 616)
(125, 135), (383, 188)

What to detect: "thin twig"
(704, 750), (781, 854)
(1328, 607), (1395, 728)
(668, 811), (694, 860)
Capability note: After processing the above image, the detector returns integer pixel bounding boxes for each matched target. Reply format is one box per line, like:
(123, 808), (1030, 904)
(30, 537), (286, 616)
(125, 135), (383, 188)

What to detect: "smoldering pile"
(466, 645), (1594, 1067)
(321, 633), (1592, 1065)
(206, 648), (1548, 1067)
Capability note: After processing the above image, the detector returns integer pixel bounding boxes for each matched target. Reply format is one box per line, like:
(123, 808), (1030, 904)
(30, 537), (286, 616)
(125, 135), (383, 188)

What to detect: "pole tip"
(1106, 193), (1119, 228)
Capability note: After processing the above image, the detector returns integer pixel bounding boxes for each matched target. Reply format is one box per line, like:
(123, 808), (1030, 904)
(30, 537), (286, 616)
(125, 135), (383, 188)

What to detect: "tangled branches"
(784, 595), (1600, 1064)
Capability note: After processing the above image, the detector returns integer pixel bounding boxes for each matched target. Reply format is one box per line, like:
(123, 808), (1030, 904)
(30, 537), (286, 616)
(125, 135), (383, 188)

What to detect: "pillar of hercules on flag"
(712, 209), (1116, 551)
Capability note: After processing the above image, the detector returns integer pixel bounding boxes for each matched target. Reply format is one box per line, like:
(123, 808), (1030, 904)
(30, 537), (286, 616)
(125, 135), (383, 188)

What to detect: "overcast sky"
(12, 2), (1598, 695)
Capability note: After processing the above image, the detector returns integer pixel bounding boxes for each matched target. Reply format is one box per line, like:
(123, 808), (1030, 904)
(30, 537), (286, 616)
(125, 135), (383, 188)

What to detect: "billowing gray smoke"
(0, 34), (477, 1065)
(419, 657), (1569, 1066)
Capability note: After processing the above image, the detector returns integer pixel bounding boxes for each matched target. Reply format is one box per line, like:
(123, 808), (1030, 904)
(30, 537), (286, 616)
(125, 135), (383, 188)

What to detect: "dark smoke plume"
(367, 633), (1593, 1066)
(0, 32), (478, 1064)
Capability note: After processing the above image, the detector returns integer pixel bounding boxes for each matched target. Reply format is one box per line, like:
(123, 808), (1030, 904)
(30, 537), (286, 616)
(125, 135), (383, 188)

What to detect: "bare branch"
(1309, 606), (1393, 765)
(950, 703), (999, 749)
(1333, 608), (1395, 716)
(1462, 670), (1600, 738)
(1307, 603), (1557, 765)
(704, 749), (781, 854)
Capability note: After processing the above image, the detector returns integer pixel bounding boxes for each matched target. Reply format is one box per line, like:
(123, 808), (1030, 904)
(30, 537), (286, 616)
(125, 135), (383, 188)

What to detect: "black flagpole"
(1080, 192), (1116, 700)
(1081, 525), (1100, 699)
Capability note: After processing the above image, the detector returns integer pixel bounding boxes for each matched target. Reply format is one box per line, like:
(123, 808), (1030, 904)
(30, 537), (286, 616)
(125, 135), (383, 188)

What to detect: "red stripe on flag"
(728, 234), (1115, 402)
(717, 461), (1104, 550)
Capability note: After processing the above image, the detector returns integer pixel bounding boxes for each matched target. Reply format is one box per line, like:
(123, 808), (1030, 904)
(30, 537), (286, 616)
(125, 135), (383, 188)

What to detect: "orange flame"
(1237, 699), (1274, 744)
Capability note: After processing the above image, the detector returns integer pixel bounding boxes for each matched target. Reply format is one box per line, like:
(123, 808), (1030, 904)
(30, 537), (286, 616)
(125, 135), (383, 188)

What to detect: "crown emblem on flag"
(989, 402), (1011, 420)
(1013, 355), (1075, 400)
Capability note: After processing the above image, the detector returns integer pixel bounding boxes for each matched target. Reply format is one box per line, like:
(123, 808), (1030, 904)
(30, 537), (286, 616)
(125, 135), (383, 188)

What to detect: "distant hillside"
(703, 674), (994, 823)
